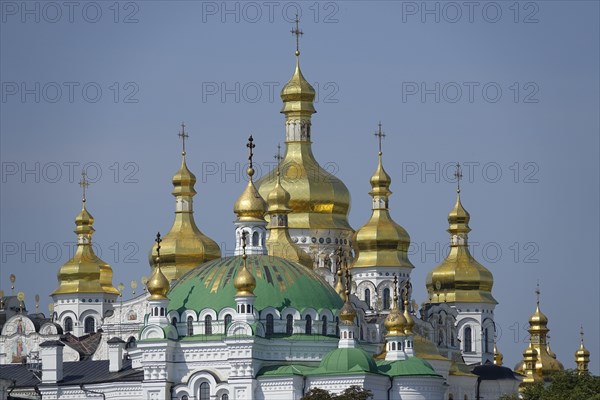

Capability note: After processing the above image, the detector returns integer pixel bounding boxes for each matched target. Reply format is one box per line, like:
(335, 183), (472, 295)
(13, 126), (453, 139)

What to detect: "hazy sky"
(1, 1), (598, 373)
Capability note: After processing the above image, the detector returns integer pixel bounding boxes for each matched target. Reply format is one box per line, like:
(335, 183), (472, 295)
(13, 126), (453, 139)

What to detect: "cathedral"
(0, 22), (592, 400)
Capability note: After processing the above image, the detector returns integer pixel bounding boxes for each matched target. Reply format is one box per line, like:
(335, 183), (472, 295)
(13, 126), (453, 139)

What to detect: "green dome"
(318, 348), (379, 374)
(377, 357), (442, 377)
(168, 255), (344, 313)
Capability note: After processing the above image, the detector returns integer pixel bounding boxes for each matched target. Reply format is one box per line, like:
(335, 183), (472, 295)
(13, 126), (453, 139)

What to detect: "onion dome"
(334, 263), (346, 301)
(168, 255), (343, 313)
(147, 234), (170, 300)
(339, 269), (356, 324)
(265, 168), (313, 269)
(52, 183), (118, 296)
(234, 253), (256, 297)
(426, 184), (496, 304)
(493, 339), (504, 366)
(403, 299), (415, 335)
(575, 326), (591, 375)
(256, 30), (352, 236)
(384, 277), (406, 336)
(234, 167), (267, 221)
(149, 139), (221, 281)
(353, 141), (413, 270)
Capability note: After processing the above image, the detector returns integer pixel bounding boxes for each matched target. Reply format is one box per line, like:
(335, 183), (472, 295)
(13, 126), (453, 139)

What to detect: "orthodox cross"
(374, 122), (386, 154)
(241, 230), (248, 255)
(155, 232), (162, 259)
(247, 135), (255, 169)
(535, 281), (540, 306)
(79, 170), (90, 203)
(454, 162), (463, 193)
(291, 14), (303, 55)
(178, 122), (189, 155)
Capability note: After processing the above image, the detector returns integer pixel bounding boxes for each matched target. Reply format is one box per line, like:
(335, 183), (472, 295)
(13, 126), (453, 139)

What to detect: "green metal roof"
(377, 357), (442, 377)
(310, 347), (380, 375)
(257, 364), (315, 377)
(168, 255), (344, 313)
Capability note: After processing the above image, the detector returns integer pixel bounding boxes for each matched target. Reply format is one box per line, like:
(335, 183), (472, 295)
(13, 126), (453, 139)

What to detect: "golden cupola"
(265, 152), (313, 269)
(234, 136), (267, 222)
(234, 240), (257, 297)
(575, 326), (591, 375)
(53, 174), (118, 296)
(426, 170), (496, 304)
(256, 20), (352, 237)
(402, 281), (415, 335)
(384, 277), (407, 336)
(353, 126), (414, 270)
(515, 286), (564, 377)
(493, 337), (504, 366)
(149, 125), (221, 281)
(147, 234), (170, 301)
(339, 269), (357, 325)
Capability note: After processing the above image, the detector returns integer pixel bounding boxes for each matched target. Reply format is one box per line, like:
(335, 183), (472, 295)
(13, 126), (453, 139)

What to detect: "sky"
(1, 1), (598, 374)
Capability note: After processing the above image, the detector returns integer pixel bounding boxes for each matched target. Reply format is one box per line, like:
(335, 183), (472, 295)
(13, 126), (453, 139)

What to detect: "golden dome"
(280, 57), (316, 117)
(234, 167), (267, 221)
(149, 154), (221, 281)
(426, 191), (496, 304)
(147, 263), (170, 301)
(234, 254), (257, 297)
(339, 270), (356, 324)
(494, 341), (504, 366)
(353, 150), (414, 270)
(53, 201), (119, 296)
(334, 264), (346, 301)
(265, 171), (313, 269)
(575, 326), (591, 375)
(403, 300), (415, 335)
(529, 305), (549, 329)
(384, 278), (406, 336)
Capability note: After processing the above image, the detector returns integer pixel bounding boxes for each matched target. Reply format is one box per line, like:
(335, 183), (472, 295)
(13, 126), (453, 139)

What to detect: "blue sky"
(1, 1), (598, 373)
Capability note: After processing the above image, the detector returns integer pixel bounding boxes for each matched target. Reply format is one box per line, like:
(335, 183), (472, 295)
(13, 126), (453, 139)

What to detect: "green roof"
(168, 255), (344, 313)
(310, 347), (380, 375)
(377, 357), (442, 377)
(257, 364), (315, 377)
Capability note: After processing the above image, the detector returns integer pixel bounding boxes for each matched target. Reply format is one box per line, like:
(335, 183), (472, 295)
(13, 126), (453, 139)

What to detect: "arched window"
(286, 314), (294, 335)
(305, 315), (312, 334)
(383, 288), (390, 310)
(64, 317), (73, 332)
(266, 314), (274, 336)
(84, 317), (95, 334)
(205, 315), (213, 335)
(484, 328), (489, 353)
(449, 395), (454, 400)
(464, 326), (472, 353)
(364, 288), (371, 308)
(391, 342), (396, 350)
(321, 316), (327, 336)
(199, 382), (210, 400)
(172, 317), (178, 326)
(224, 314), (232, 329)
(160, 308), (165, 316)
(126, 337), (136, 349)
(221, 394), (229, 400)
(240, 304), (245, 313)
(181, 395), (188, 400)
(187, 316), (194, 336)
(252, 231), (259, 246)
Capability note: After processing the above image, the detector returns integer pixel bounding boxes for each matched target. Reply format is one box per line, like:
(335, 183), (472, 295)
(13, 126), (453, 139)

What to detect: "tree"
(301, 386), (373, 400)
(498, 370), (600, 400)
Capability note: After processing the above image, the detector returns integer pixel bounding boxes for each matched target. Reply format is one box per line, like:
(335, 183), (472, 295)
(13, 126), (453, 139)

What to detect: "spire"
(353, 124), (413, 269)
(384, 276), (406, 337)
(402, 280), (414, 335)
(149, 124), (221, 281)
(52, 172), (118, 296)
(234, 135), (267, 221)
(426, 164), (496, 304)
(265, 145), (313, 268)
(575, 325), (590, 375)
(234, 231), (256, 297)
(147, 233), (170, 300)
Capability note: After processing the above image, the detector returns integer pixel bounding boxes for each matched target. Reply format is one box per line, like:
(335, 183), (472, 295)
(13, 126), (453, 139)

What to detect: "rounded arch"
(167, 310), (181, 323)
(300, 308), (318, 321)
(316, 308), (334, 321)
(218, 307), (237, 320)
(259, 307), (281, 320)
(180, 309), (198, 322)
(281, 307), (301, 320)
(198, 308), (218, 321)
(83, 315), (96, 334)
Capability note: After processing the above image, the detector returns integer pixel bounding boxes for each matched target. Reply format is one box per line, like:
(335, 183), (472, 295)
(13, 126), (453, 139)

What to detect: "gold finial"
(79, 170), (90, 203)
(493, 335), (504, 365)
(535, 281), (540, 307)
(35, 294), (39, 312)
(384, 275), (407, 336)
(155, 232), (162, 262)
(374, 122), (386, 155)
(291, 14), (303, 56)
(274, 143), (283, 177)
(178, 122), (189, 156)
(241, 230), (248, 259)
(118, 282), (125, 298)
(234, 230), (256, 296)
(10, 274), (16, 293)
(403, 280), (415, 334)
(131, 280), (138, 295)
(454, 162), (463, 194)
(17, 291), (24, 314)
(147, 232), (170, 300)
(246, 134), (255, 173)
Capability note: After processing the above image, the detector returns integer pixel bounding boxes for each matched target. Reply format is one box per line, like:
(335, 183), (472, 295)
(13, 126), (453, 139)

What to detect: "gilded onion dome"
(234, 253), (257, 297)
(339, 269), (356, 324)
(265, 166), (313, 269)
(384, 277), (406, 336)
(149, 133), (221, 281)
(53, 183), (118, 296)
(147, 237), (170, 301)
(426, 184), (496, 304)
(353, 141), (413, 269)
(256, 30), (352, 235)
(493, 338), (504, 366)
(515, 286), (564, 376)
(575, 326), (591, 375)
(234, 166), (267, 221)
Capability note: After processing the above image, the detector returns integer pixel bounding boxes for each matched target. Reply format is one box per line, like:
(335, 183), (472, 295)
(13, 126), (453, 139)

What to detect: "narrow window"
(464, 326), (472, 352)
(321, 316), (327, 336)
(224, 314), (232, 329)
(266, 314), (274, 335)
(205, 315), (213, 335)
(187, 316), (194, 336)
(64, 317), (73, 332)
(383, 288), (390, 310)
(199, 382), (209, 400)
(305, 315), (312, 334)
(364, 288), (371, 308)
(286, 314), (293, 335)
(84, 317), (95, 334)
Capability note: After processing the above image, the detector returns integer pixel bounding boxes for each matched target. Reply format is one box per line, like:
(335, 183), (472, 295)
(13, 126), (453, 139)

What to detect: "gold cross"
(178, 122), (189, 155)
(291, 14), (303, 55)
(454, 162), (463, 193)
(374, 122), (386, 155)
(79, 170), (90, 203)
(155, 232), (162, 258)
(246, 135), (255, 169)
